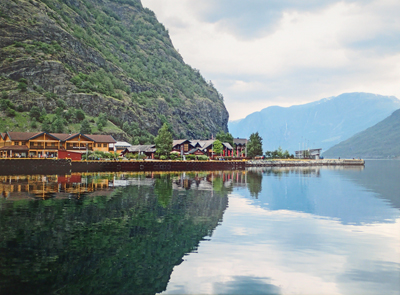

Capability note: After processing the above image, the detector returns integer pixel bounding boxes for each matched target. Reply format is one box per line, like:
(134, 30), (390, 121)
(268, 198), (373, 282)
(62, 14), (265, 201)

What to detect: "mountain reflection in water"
(0, 162), (399, 295)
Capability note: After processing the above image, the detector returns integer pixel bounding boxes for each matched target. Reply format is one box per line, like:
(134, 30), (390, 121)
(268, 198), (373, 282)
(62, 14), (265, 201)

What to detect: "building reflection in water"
(0, 165), (365, 201)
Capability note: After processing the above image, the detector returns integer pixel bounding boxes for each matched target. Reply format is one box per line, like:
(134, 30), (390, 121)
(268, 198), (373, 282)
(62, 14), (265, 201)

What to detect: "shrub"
(30, 118), (37, 128)
(29, 106), (41, 120)
(6, 107), (16, 117)
(16, 105), (23, 112)
(160, 155), (167, 160)
(169, 153), (178, 160)
(18, 82), (27, 91)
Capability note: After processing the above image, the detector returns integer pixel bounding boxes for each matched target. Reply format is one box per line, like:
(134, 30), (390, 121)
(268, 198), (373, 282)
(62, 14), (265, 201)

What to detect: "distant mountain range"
(323, 109), (400, 159)
(228, 93), (400, 153)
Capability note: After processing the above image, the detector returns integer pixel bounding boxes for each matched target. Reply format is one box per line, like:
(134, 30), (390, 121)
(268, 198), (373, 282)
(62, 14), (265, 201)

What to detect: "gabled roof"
(7, 132), (41, 141)
(222, 142), (233, 150)
(64, 133), (94, 142)
(50, 133), (72, 141)
(30, 132), (60, 141)
(172, 139), (192, 148)
(0, 133), (5, 140)
(85, 134), (116, 143)
(233, 138), (248, 145)
(186, 147), (206, 155)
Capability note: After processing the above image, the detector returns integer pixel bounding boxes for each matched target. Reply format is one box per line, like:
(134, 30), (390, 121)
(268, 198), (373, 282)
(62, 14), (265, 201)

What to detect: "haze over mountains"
(228, 93), (400, 153)
(323, 108), (400, 159)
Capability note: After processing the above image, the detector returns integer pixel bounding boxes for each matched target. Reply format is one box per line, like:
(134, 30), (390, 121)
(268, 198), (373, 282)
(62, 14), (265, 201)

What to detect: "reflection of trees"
(209, 172), (234, 194)
(247, 171), (263, 198)
(154, 174), (173, 207)
(0, 184), (228, 295)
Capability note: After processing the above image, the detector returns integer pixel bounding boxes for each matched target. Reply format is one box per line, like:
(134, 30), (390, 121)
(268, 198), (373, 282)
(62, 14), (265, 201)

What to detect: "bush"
(29, 106), (41, 120)
(169, 153), (178, 160)
(44, 92), (57, 100)
(6, 107), (16, 117)
(186, 154), (196, 160)
(16, 105), (24, 112)
(160, 155), (167, 160)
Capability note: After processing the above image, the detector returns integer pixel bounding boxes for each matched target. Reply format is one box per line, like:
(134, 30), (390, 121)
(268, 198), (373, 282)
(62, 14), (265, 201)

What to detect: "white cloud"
(142, 0), (400, 121)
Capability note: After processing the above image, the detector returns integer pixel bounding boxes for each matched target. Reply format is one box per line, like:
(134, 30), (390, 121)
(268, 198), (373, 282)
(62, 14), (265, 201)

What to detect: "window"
(103, 143), (107, 147)
(184, 144), (189, 152)
(98, 143), (101, 147)
(14, 142), (19, 145)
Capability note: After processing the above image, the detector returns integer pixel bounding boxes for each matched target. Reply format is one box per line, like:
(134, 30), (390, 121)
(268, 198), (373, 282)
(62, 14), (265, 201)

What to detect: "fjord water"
(0, 161), (399, 295)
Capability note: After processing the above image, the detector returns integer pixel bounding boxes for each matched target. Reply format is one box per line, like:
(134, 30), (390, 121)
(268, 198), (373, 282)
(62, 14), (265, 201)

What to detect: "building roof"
(234, 138), (248, 145)
(0, 145), (29, 151)
(186, 147), (206, 155)
(125, 145), (156, 153)
(50, 133), (72, 141)
(115, 141), (131, 147)
(222, 142), (233, 150)
(295, 148), (322, 153)
(85, 134), (116, 143)
(7, 132), (41, 141)
(0, 133), (5, 140)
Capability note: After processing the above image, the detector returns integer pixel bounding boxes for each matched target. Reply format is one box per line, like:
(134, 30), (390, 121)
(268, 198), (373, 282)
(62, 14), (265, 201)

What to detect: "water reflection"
(0, 164), (399, 295)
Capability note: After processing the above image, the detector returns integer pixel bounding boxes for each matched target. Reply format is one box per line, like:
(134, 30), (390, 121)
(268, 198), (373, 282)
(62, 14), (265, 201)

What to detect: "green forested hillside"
(0, 0), (228, 143)
(323, 109), (400, 159)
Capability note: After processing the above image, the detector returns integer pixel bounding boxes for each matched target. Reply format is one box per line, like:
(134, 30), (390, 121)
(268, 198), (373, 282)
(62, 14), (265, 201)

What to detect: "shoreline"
(1, 158), (364, 175)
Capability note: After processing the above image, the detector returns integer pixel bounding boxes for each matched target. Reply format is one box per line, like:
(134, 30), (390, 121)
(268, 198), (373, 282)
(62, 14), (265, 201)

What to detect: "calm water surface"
(0, 160), (399, 295)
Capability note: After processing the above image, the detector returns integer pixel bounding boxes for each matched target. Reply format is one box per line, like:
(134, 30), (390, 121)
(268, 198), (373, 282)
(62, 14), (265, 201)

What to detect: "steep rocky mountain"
(0, 0), (228, 142)
(323, 109), (400, 159)
(228, 93), (400, 153)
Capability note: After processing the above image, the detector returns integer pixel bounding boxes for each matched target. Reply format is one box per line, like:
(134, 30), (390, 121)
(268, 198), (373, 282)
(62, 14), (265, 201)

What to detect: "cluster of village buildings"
(0, 132), (248, 160)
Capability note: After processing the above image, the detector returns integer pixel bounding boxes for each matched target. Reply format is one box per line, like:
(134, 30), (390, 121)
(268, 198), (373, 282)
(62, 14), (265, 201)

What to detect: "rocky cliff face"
(0, 0), (229, 140)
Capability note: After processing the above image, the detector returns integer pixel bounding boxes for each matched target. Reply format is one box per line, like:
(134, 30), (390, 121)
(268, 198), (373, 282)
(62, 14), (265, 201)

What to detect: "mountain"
(0, 0), (228, 142)
(228, 93), (400, 153)
(323, 109), (400, 159)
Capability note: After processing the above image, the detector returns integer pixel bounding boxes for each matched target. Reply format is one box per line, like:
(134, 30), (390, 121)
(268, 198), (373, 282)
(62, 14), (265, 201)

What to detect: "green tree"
(75, 108), (86, 122)
(216, 131), (234, 147)
(41, 117), (52, 133)
(80, 119), (91, 134)
(247, 132), (263, 158)
(213, 139), (223, 156)
(52, 116), (65, 133)
(154, 123), (172, 156)
(97, 112), (108, 130)
(39, 108), (47, 123)
(30, 118), (37, 129)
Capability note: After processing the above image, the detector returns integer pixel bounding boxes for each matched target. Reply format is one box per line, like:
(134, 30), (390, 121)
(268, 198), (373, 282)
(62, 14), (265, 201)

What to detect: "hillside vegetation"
(0, 0), (228, 143)
(323, 109), (400, 159)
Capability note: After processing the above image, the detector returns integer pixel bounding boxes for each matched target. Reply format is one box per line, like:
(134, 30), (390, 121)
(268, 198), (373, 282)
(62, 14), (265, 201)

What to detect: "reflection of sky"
(161, 196), (400, 295)
(239, 168), (400, 225)
(161, 164), (400, 295)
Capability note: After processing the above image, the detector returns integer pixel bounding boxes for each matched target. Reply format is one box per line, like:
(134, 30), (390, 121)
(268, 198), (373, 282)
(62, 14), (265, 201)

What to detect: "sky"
(141, 0), (400, 121)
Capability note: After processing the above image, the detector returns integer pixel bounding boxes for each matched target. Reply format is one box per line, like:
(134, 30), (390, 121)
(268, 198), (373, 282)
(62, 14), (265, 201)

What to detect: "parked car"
(254, 155), (266, 159)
